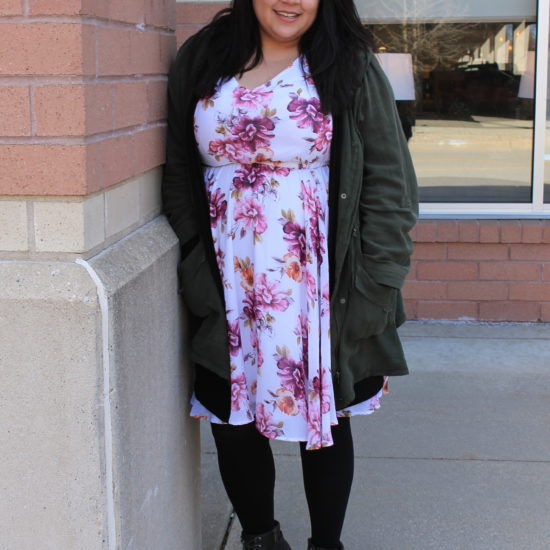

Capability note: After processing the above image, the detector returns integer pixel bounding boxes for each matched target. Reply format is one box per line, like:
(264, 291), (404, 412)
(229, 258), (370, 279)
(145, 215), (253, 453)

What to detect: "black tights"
(211, 417), (354, 548)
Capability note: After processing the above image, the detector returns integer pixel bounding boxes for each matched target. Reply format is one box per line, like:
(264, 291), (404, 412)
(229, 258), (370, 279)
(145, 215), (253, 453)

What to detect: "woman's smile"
(253, 0), (319, 45)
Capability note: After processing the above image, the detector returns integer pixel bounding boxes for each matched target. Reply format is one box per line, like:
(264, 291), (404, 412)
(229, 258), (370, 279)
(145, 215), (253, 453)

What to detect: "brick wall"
(406, 220), (550, 322)
(0, 0), (176, 256)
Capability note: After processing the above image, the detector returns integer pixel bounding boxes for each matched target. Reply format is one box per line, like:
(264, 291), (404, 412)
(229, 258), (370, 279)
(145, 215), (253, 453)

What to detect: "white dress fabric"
(189, 56), (389, 450)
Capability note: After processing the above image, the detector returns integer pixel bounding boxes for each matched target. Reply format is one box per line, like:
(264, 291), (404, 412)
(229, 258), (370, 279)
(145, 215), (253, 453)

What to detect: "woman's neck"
(260, 34), (299, 64)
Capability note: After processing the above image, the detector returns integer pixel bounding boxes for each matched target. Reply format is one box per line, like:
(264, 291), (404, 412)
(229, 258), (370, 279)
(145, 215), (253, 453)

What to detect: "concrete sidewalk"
(199, 323), (550, 550)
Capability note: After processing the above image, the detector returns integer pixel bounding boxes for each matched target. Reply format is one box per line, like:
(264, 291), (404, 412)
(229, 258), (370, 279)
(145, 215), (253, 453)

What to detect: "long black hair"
(191, 0), (372, 114)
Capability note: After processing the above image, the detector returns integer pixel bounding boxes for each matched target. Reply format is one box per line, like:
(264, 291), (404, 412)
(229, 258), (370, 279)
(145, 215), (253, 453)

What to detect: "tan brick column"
(0, 2), (200, 549)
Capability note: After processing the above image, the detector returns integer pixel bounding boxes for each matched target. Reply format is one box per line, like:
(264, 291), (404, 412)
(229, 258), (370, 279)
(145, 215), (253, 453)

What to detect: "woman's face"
(252, 0), (320, 46)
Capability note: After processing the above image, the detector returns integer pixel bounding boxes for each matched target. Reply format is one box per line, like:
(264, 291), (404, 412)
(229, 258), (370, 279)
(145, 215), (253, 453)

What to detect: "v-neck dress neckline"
(231, 55), (301, 92)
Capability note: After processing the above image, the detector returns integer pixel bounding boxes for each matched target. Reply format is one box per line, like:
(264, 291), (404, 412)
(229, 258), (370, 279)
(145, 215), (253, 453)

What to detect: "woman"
(162, 1), (418, 549)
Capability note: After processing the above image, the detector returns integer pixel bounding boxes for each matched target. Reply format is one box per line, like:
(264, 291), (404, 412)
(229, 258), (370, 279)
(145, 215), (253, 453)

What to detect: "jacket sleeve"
(357, 52), (419, 290)
(161, 39), (200, 255)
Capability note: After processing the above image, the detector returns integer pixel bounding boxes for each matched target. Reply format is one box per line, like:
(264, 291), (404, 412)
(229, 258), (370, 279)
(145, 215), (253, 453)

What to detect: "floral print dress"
(190, 56), (389, 450)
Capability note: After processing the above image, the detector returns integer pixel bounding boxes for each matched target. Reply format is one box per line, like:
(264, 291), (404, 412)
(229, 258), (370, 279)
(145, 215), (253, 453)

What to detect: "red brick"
(479, 262), (540, 281)
(543, 264), (550, 282)
(35, 85), (86, 136)
(176, 2), (228, 25)
(0, 144), (87, 195)
(411, 243), (446, 260)
(160, 32), (176, 72)
(109, 0), (144, 24)
(415, 221), (437, 242)
(458, 221), (479, 243)
(97, 27), (132, 77)
(85, 140), (104, 193)
(479, 221), (500, 243)
(85, 83), (113, 135)
(145, 0), (172, 28)
(402, 281), (447, 300)
(30, 0), (82, 15)
(1, 0), (23, 15)
(0, 86), (30, 136)
(132, 125), (165, 175)
(542, 303), (550, 321)
(0, 24), (84, 76)
(448, 243), (508, 261)
(447, 282), (508, 301)
(403, 299), (417, 319)
(101, 134), (134, 187)
(114, 81), (148, 129)
(416, 301), (478, 320)
(406, 260), (417, 281)
(435, 221), (459, 242)
(543, 222), (550, 244)
(521, 221), (543, 243)
(509, 283), (550, 301)
(176, 25), (202, 48)
(83, 0), (108, 18)
(500, 221), (522, 243)
(131, 30), (162, 75)
(479, 302), (541, 322)
(147, 79), (168, 122)
(417, 261), (477, 281)
(510, 244), (550, 261)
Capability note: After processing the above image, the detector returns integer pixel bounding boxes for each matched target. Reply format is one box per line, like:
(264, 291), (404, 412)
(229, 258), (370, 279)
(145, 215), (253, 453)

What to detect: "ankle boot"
(306, 538), (344, 550)
(241, 520), (292, 550)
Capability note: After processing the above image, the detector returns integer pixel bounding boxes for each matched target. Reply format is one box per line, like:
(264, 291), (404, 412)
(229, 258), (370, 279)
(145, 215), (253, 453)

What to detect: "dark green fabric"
(161, 35), (419, 410)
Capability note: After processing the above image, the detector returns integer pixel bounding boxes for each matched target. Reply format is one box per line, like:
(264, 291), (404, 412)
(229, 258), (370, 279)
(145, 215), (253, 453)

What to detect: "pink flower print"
(243, 289), (263, 323)
(209, 138), (245, 163)
(299, 180), (323, 219)
(312, 373), (332, 414)
(231, 372), (248, 411)
(282, 220), (307, 264)
(304, 269), (318, 306)
(283, 253), (304, 282)
(305, 406), (324, 450)
(262, 164), (291, 178)
(321, 282), (330, 317)
(227, 319), (241, 357)
(234, 196), (268, 235)
(232, 87), (273, 109)
(309, 217), (326, 264)
(275, 388), (300, 416)
(288, 95), (326, 133)
(256, 403), (284, 438)
(294, 313), (309, 375)
(314, 120), (333, 153)
(233, 164), (269, 193)
(209, 188), (227, 228)
(276, 355), (306, 401)
(231, 116), (275, 152)
(254, 273), (291, 312)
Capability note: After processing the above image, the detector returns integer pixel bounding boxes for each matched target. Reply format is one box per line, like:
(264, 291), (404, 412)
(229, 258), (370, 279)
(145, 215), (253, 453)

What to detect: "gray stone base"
(0, 217), (200, 550)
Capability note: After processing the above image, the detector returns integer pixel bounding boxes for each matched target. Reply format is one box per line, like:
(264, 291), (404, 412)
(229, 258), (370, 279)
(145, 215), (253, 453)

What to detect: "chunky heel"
(241, 520), (292, 550)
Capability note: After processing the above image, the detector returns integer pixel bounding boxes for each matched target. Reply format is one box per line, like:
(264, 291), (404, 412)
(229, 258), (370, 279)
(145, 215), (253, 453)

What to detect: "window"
(357, 0), (550, 216)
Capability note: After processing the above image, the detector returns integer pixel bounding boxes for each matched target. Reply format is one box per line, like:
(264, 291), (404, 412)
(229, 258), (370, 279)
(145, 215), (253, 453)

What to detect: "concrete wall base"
(0, 217), (200, 550)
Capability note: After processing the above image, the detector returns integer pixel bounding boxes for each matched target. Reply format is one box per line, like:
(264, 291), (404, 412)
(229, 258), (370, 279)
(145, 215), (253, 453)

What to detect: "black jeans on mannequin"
(210, 417), (354, 548)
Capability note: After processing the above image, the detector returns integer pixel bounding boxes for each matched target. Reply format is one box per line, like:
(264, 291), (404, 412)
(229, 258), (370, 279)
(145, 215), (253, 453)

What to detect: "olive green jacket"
(162, 35), (419, 411)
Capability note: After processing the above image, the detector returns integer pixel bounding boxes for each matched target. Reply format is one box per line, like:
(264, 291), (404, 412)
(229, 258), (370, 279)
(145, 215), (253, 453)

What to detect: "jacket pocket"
(343, 255), (397, 340)
(177, 241), (216, 318)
